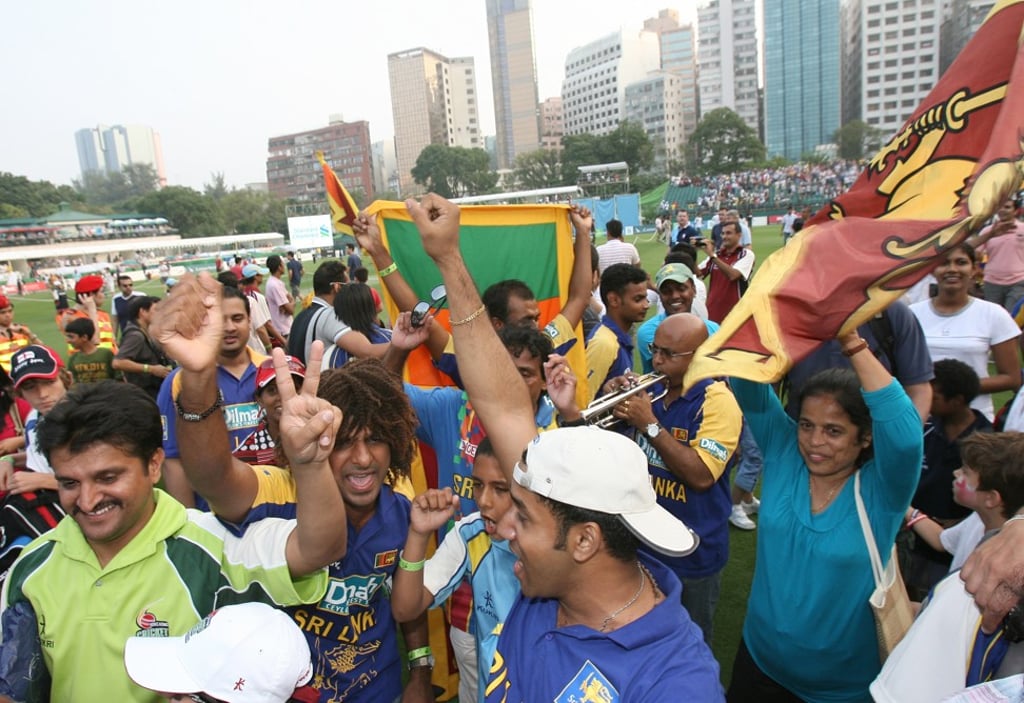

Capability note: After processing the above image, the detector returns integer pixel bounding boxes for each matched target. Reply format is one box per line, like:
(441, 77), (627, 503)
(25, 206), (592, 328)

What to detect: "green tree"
(833, 120), (885, 160)
(411, 145), (497, 198)
(218, 189), (287, 234)
(605, 120), (654, 176)
(74, 164), (158, 207)
(560, 133), (605, 184)
(0, 172), (80, 217)
(686, 108), (767, 175)
(512, 149), (563, 190)
(135, 186), (225, 236)
(203, 172), (229, 201)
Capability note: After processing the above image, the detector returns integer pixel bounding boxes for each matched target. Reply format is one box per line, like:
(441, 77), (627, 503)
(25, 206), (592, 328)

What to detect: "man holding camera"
(699, 221), (755, 324)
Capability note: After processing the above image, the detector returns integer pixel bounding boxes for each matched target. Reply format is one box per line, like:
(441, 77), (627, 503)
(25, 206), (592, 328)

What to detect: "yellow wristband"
(379, 262), (398, 277)
(407, 646), (431, 662)
(398, 550), (425, 571)
(143, 364), (150, 374)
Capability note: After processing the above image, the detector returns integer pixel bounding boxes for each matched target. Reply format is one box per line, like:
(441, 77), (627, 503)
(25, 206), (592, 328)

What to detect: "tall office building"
(642, 10), (699, 169)
(539, 97), (564, 151)
(561, 29), (661, 138)
(842, 0), (942, 140)
(75, 124), (167, 186)
(265, 117), (372, 202)
(763, 0), (841, 160)
(486, 0), (541, 169)
(940, 0), (994, 72)
(388, 48), (481, 195)
(623, 72), (687, 174)
(697, 0), (760, 133)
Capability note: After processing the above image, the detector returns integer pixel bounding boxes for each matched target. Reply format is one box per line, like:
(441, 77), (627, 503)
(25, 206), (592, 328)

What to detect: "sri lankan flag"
(686, 0), (1024, 387)
(363, 200), (588, 407)
(316, 151), (359, 237)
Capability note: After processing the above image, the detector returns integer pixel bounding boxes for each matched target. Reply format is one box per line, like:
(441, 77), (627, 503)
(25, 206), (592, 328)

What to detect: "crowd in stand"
(0, 192), (1022, 702)
(670, 161), (863, 212)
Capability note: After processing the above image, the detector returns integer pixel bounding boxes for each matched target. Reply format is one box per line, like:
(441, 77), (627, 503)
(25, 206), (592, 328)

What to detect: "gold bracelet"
(450, 304), (486, 327)
(379, 262), (398, 277)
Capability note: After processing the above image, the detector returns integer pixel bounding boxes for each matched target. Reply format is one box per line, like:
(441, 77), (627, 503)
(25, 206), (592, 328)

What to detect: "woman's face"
(933, 247), (976, 297)
(797, 393), (871, 478)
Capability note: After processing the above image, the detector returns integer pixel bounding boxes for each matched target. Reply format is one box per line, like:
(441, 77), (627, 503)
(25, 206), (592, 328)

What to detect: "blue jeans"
(734, 422), (763, 494)
(681, 570), (723, 647)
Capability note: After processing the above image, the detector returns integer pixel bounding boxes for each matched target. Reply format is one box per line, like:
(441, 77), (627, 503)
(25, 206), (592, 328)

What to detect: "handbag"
(853, 471), (915, 662)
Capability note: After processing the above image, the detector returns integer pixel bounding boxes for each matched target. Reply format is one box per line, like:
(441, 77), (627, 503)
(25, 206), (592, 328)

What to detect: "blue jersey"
(424, 513), (519, 702)
(585, 315), (635, 400)
(632, 378), (740, 579)
(231, 468), (411, 703)
(484, 556), (723, 702)
(157, 353), (265, 459)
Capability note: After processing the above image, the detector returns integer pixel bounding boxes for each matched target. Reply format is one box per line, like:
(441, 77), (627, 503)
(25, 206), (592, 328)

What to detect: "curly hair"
(317, 358), (417, 483)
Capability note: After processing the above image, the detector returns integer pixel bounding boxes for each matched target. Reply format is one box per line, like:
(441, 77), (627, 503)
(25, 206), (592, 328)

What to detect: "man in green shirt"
(0, 353), (347, 702)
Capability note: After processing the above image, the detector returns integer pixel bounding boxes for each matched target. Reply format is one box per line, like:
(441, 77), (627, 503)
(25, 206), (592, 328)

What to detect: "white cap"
(513, 426), (699, 557)
(124, 602), (312, 703)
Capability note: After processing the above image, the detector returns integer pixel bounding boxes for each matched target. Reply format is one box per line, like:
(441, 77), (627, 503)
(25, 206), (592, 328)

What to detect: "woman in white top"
(910, 243), (1021, 420)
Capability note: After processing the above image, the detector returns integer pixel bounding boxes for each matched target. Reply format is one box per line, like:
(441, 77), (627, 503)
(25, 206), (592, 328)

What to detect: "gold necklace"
(809, 475), (843, 513)
(599, 560), (646, 632)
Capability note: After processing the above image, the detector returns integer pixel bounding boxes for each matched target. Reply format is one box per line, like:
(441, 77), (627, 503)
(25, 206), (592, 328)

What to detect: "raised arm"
(840, 331), (894, 391)
(150, 274), (261, 521)
(354, 212), (448, 361)
(407, 194), (536, 476)
(559, 205), (595, 329)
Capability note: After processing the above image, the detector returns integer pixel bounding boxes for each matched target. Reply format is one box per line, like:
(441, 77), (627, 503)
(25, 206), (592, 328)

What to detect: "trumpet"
(580, 373), (668, 429)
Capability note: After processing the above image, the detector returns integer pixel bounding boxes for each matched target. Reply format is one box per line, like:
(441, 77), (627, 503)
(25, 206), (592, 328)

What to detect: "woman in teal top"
(727, 332), (924, 702)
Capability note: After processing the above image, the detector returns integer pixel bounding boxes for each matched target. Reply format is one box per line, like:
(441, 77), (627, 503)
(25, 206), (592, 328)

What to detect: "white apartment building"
(623, 72), (687, 174)
(561, 29), (661, 138)
(697, 0), (760, 133)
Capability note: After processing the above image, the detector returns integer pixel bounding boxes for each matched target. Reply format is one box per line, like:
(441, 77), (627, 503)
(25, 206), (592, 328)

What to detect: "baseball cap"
(74, 275), (104, 295)
(241, 263), (269, 279)
(9, 345), (63, 390)
(654, 263), (697, 290)
(124, 602), (313, 703)
(0, 294), (11, 309)
(513, 427), (699, 557)
(255, 356), (306, 391)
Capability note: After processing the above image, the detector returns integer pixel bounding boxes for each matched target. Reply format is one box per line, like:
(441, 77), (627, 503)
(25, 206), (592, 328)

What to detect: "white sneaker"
(741, 496), (760, 515)
(729, 504), (757, 530)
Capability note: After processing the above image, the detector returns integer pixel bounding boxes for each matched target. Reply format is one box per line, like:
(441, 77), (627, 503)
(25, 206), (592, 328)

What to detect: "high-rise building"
(388, 48), (481, 195)
(561, 29), (661, 138)
(641, 10), (699, 170)
(265, 117), (372, 203)
(842, 0), (942, 140)
(763, 0), (841, 160)
(370, 139), (399, 197)
(623, 72), (687, 174)
(539, 97), (564, 151)
(75, 124), (167, 186)
(697, 0), (760, 133)
(486, 0), (541, 169)
(940, 0), (994, 72)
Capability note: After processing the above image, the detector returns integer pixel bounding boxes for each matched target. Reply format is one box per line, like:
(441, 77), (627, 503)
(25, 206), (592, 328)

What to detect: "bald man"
(609, 313), (742, 645)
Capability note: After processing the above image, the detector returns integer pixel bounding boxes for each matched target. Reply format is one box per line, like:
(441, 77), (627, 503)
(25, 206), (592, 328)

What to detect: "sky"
(1, 0), (699, 192)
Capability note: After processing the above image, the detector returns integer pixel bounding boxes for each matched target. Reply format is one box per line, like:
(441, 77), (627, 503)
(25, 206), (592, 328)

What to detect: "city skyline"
(1, 0), (698, 191)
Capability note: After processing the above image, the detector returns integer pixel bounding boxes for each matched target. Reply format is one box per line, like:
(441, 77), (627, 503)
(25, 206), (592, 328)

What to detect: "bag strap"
(8, 404), (23, 436)
(853, 471), (885, 588)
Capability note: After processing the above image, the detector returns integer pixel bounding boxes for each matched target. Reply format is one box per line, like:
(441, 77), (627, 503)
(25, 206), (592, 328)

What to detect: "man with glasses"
(608, 312), (741, 645)
(111, 275), (146, 338)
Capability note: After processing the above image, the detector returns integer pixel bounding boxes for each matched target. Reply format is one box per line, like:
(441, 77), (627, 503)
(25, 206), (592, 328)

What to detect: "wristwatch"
(646, 423), (661, 439)
(408, 654), (435, 671)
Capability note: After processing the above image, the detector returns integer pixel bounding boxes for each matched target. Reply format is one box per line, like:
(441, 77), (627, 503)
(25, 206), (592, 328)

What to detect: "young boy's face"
(64, 332), (88, 351)
(470, 453), (511, 540)
(953, 466), (988, 510)
(929, 386), (957, 418)
(19, 377), (68, 415)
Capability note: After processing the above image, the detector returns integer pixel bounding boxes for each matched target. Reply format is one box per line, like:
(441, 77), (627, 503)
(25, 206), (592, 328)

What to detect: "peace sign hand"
(275, 341), (343, 470)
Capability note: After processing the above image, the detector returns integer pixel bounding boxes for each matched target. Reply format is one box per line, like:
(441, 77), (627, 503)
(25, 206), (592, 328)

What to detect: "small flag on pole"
(316, 151), (359, 236)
